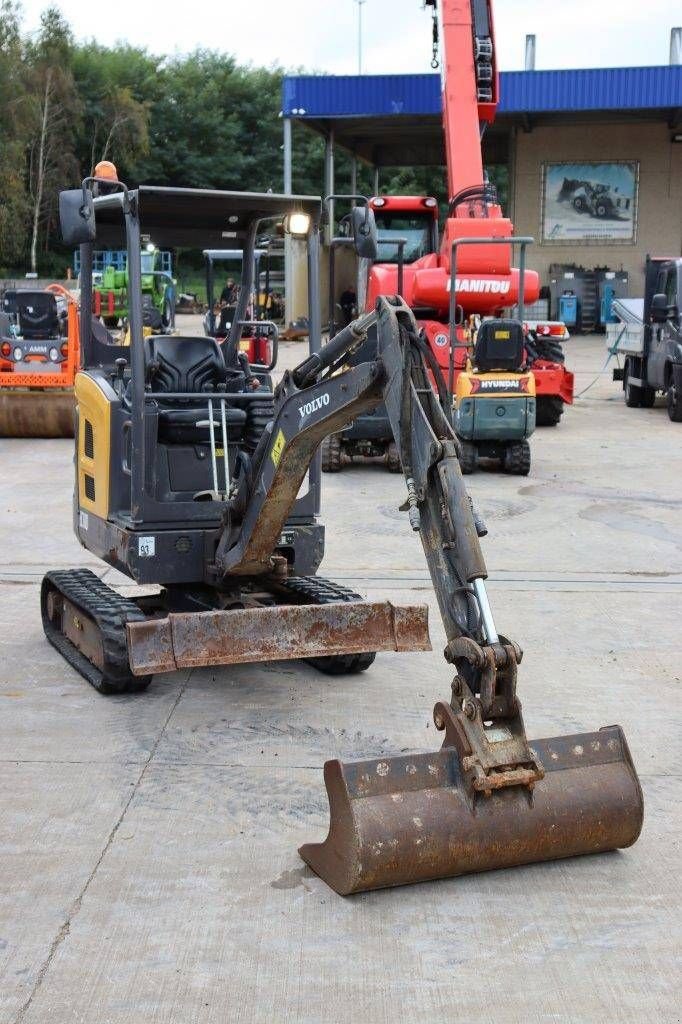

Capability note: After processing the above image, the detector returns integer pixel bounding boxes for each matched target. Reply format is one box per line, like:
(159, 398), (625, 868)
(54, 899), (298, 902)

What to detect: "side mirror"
(650, 293), (670, 323)
(59, 189), (96, 246)
(351, 206), (378, 260)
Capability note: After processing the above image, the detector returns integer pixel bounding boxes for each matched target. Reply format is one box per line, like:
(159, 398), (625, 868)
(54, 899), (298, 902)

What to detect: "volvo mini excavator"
(42, 172), (643, 894)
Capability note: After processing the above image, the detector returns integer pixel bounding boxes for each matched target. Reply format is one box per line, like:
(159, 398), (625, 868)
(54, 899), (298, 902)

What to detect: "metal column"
(283, 116), (293, 324)
(283, 116), (293, 194)
(324, 129), (335, 244)
(373, 166), (379, 197)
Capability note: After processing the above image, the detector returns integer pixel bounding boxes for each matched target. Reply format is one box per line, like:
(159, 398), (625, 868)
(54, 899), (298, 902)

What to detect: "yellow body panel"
(75, 372), (112, 517)
(454, 368), (536, 407)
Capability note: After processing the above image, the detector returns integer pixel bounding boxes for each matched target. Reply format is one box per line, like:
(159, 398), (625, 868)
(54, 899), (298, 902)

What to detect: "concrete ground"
(0, 327), (680, 1024)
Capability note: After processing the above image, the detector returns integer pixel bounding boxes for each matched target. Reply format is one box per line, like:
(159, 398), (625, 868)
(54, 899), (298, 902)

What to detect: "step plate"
(126, 600), (430, 675)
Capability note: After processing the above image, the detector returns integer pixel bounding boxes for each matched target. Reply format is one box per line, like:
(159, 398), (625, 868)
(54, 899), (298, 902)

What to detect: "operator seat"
(473, 319), (525, 373)
(144, 335), (247, 444)
(17, 291), (60, 340)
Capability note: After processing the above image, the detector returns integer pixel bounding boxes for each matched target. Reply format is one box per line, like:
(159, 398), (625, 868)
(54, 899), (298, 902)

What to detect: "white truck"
(609, 256), (682, 420)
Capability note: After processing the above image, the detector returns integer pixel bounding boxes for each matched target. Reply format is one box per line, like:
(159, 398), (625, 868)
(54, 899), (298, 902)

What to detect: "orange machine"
(0, 283), (79, 437)
(366, 0), (574, 426)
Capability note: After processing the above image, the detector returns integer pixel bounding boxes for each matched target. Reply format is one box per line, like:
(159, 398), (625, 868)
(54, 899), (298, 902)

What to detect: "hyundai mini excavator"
(43, 173), (642, 894)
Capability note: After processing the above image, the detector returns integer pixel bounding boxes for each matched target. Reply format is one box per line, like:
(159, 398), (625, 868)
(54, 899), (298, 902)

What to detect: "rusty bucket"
(300, 720), (643, 895)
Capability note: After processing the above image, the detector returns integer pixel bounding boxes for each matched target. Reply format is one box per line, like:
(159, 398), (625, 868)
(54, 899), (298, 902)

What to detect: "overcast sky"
(18, 0), (680, 74)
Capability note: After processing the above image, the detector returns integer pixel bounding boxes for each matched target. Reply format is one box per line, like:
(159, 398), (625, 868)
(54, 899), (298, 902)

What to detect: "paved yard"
(0, 329), (680, 1023)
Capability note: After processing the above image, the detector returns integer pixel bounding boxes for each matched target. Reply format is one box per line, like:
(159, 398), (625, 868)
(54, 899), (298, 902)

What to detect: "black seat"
(144, 335), (246, 444)
(16, 292), (60, 340)
(473, 319), (525, 373)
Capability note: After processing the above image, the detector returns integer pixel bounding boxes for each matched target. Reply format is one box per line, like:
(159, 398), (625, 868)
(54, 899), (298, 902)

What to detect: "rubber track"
(321, 434), (342, 472)
(41, 568), (152, 694)
(280, 575), (376, 675)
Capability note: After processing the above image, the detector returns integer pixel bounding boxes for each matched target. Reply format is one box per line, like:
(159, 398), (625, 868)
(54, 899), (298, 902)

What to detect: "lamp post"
(356, 0), (366, 74)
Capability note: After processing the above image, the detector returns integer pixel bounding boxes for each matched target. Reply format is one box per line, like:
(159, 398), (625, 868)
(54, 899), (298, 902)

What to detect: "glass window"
(664, 270), (677, 307)
(374, 212), (435, 265)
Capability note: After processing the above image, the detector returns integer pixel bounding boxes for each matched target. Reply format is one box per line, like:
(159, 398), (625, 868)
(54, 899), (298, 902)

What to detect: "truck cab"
(646, 259), (682, 398)
(620, 257), (682, 420)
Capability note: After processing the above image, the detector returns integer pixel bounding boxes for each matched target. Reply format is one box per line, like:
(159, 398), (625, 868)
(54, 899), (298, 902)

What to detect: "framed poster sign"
(542, 161), (639, 243)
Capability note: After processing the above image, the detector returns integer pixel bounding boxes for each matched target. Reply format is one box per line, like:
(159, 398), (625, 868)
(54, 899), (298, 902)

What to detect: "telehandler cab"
(42, 172), (642, 894)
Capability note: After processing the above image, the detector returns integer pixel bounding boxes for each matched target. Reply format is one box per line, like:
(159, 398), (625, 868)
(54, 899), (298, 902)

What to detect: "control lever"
(113, 357), (127, 398)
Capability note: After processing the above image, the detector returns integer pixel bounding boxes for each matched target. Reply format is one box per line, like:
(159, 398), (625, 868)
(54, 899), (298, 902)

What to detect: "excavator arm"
(228, 297), (640, 895)
(215, 296), (638, 839)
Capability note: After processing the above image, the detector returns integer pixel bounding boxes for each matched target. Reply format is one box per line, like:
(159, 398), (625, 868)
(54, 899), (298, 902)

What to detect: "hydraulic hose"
(292, 310), (377, 387)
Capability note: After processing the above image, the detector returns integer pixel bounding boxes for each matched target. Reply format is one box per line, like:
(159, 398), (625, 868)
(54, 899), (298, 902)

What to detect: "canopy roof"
(282, 66), (682, 166)
(93, 187), (321, 247)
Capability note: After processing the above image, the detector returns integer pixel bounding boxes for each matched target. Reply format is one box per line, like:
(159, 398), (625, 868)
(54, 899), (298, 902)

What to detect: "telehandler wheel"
(624, 362), (643, 407)
(531, 337), (565, 364)
(386, 441), (402, 473)
(321, 434), (342, 472)
(503, 440), (531, 476)
(535, 396), (564, 426)
(458, 440), (478, 474)
(162, 299), (174, 332)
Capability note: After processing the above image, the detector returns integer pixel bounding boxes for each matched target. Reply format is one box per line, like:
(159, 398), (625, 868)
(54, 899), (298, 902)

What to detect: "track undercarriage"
(41, 569), (429, 693)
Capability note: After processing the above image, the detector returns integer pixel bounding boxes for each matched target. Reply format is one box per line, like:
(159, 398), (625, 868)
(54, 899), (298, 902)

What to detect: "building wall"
(510, 121), (682, 295)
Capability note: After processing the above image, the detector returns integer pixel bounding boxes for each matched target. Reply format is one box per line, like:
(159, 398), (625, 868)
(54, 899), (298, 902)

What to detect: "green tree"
(71, 43), (157, 177)
(0, 0), (29, 266)
(24, 6), (81, 271)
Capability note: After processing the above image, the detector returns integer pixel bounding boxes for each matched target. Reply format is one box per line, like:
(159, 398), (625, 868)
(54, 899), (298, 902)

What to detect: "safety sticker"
(271, 428), (286, 467)
(79, 510), (89, 531)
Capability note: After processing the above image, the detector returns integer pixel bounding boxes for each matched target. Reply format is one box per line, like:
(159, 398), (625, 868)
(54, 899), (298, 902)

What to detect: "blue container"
(559, 294), (578, 325)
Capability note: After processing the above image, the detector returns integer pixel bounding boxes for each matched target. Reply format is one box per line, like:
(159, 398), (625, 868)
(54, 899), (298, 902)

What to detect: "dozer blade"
(299, 724), (643, 895)
(0, 389), (74, 438)
(126, 600), (430, 674)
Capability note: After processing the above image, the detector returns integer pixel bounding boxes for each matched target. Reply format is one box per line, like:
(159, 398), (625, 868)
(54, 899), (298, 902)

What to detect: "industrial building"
(282, 50), (682, 325)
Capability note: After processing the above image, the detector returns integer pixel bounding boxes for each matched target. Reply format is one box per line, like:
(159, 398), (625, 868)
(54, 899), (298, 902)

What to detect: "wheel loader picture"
(557, 177), (631, 219)
(43, 167), (643, 895)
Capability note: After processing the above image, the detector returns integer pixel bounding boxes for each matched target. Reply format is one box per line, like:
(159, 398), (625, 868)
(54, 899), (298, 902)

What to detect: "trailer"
(609, 256), (682, 419)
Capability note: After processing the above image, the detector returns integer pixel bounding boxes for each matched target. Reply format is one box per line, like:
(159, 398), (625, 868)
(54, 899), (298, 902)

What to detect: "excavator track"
(41, 569), (152, 694)
(279, 575), (377, 675)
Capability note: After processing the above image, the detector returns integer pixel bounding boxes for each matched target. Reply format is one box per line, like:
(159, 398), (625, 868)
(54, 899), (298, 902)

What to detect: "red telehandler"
(365, 0), (574, 428)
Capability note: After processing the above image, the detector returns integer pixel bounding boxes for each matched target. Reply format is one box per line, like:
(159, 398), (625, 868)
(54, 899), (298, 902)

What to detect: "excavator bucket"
(300, 707), (643, 895)
(0, 389), (74, 438)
